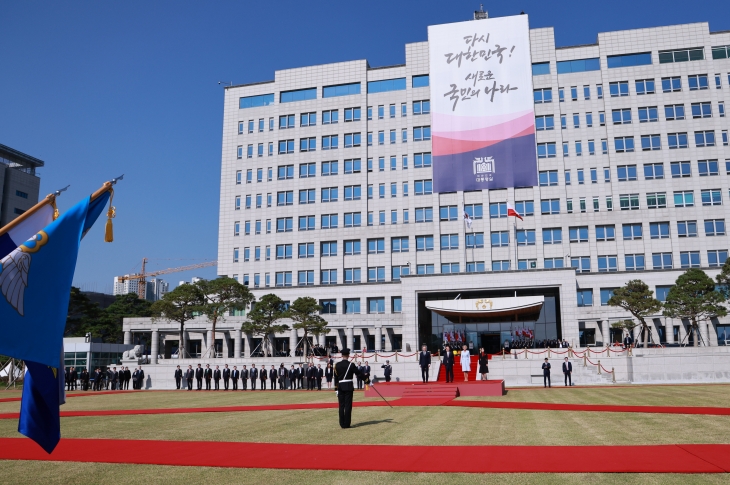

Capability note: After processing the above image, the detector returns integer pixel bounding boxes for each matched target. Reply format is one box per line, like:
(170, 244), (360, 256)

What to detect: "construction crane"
(116, 258), (217, 300)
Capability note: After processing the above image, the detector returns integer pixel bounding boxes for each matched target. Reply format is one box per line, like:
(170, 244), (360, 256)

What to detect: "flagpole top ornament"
(110, 174), (124, 186)
(52, 185), (70, 198)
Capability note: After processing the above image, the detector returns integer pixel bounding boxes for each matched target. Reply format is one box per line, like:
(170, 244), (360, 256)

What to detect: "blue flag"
(18, 351), (66, 453)
(0, 192), (109, 367)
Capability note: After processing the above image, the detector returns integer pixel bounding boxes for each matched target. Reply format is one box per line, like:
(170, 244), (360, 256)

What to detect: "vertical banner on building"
(428, 15), (537, 192)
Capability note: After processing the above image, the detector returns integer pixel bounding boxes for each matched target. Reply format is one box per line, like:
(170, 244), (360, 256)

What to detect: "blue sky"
(1, 1), (728, 292)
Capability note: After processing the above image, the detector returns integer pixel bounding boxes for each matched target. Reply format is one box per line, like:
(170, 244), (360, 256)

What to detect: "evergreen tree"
(151, 283), (204, 357)
(288, 297), (328, 357)
(663, 269), (727, 346)
(607, 280), (662, 348)
(241, 294), (289, 357)
(195, 277), (254, 357)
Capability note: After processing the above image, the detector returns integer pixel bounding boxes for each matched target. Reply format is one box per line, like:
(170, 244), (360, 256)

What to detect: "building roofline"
(710, 29), (730, 35)
(368, 63), (406, 71)
(555, 43), (598, 50)
(0, 143), (45, 168)
(226, 80), (275, 90)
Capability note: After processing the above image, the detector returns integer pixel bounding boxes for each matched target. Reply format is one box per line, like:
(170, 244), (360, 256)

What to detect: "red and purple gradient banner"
(428, 15), (538, 193)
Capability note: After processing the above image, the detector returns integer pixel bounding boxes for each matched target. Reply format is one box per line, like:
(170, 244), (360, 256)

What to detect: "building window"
(646, 192), (667, 209)
(344, 298), (361, 314)
(321, 299), (337, 314)
(680, 251), (701, 269)
(638, 106), (658, 123)
(641, 134), (661, 151)
(612, 108), (632, 125)
(440, 234), (459, 250)
(239, 93), (274, 109)
(625, 254), (645, 271)
(321, 160), (338, 176)
(323, 82), (360, 98)
(661, 76), (682, 92)
(344, 269), (361, 284)
(652, 253), (673, 270)
(678, 220), (698, 238)
(491, 231), (509, 247)
(413, 100), (430, 115)
(659, 48), (704, 64)
(413, 126), (431, 141)
(540, 199), (560, 215)
(368, 298), (385, 314)
(368, 78), (406, 93)
(636, 79), (655, 94)
(665, 104), (685, 121)
(571, 257), (591, 273)
(708, 250), (729, 268)
(537, 143), (556, 158)
(344, 240), (361, 255)
(614, 137), (635, 153)
(596, 225), (615, 241)
(705, 219), (725, 236)
(416, 236), (434, 252)
(280, 87), (316, 103)
(542, 228), (562, 245)
(650, 222), (670, 239)
(701, 189), (722, 206)
(597, 256), (618, 272)
(644, 163), (664, 180)
(609, 81), (629, 97)
(516, 229), (536, 246)
(622, 224), (643, 240)
(279, 114), (295, 129)
(533, 88), (552, 103)
(464, 203), (483, 219)
(492, 261), (510, 272)
(617, 165), (637, 181)
(569, 226), (589, 243)
(691, 102), (712, 118)
(275, 271), (293, 287)
(321, 135), (338, 150)
(367, 268), (386, 283)
(695, 131), (716, 147)
(668, 132), (689, 149)
(688, 74), (709, 91)
(671, 161), (691, 178)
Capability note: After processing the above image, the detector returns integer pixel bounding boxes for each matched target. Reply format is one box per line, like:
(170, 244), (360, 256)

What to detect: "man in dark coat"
(418, 345), (431, 383)
(542, 358), (552, 388)
(185, 365), (194, 390)
(231, 366), (239, 390)
(70, 366), (78, 390)
(334, 349), (369, 428)
(195, 364), (204, 390)
(241, 365), (249, 390)
(289, 365), (298, 389)
(204, 364), (213, 390)
(562, 357), (573, 386)
(442, 345), (455, 383)
(249, 364), (258, 390)
(269, 365), (277, 390)
(222, 364), (231, 390)
(213, 365), (221, 390)
(278, 364), (287, 390)
(316, 364), (324, 390)
(137, 367), (145, 390)
(174, 365), (183, 389)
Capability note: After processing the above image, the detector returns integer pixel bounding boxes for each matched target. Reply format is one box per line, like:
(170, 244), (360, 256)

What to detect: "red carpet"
(446, 400), (730, 416)
(0, 438), (728, 473)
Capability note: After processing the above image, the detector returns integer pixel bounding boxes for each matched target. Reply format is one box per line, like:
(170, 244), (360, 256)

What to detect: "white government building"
(123, 15), (730, 387)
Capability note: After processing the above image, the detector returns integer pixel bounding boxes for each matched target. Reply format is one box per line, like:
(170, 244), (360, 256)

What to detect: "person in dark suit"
(174, 365), (183, 389)
(269, 365), (277, 390)
(362, 361), (371, 386)
(418, 345), (431, 383)
(289, 365), (297, 389)
(124, 367), (132, 390)
(231, 366), (239, 390)
(542, 358), (552, 388)
(623, 333), (634, 349)
(185, 365), (194, 390)
(65, 368), (71, 391)
(381, 360), (392, 382)
(213, 366), (221, 390)
(316, 364), (324, 390)
(278, 364), (287, 390)
(241, 365), (248, 390)
(307, 363), (317, 390)
(334, 349), (369, 428)
(80, 369), (89, 391)
(325, 363), (334, 388)
(223, 364), (231, 390)
(204, 364), (213, 390)
(260, 365), (267, 390)
(298, 364), (305, 389)
(110, 367), (118, 390)
(355, 362), (364, 390)
(137, 367), (145, 390)
(249, 364), (258, 390)
(478, 348), (489, 381)
(562, 357), (573, 386)
(195, 364), (204, 390)
(70, 367), (78, 390)
(131, 368), (139, 390)
(442, 345), (455, 383)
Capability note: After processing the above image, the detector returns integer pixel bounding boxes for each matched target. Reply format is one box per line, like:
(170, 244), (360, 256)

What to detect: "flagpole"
(0, 188), (67, 238)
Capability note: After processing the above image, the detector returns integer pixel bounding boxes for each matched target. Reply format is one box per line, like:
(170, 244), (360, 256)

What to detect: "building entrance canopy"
(425, 296), (544, 320)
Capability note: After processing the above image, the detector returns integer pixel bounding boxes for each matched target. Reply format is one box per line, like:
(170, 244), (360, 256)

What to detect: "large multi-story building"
(113, 276), (169, 302)
(0, 143), (43, 226)
(214, 18), (730, 358)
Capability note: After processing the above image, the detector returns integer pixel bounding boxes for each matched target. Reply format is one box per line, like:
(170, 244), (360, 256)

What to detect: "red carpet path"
(0, 438), (728, 473)
(3, 399), (730, 420)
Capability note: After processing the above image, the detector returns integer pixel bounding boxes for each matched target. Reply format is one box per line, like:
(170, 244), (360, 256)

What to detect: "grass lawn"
(0, 384), (728, 483)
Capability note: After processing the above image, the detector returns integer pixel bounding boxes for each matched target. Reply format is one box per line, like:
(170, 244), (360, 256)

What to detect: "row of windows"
(239, 76), (430, 109)
(538, 160), (730, 186)
(536, 101), (726, 132)
(232, 250), (729, 284)
(239, 101), (432, 135)
(536, 130), (729, 158)
(533, 73), (730, 105)
(578, 282), (684, 308)
(534, 48), (704, 76)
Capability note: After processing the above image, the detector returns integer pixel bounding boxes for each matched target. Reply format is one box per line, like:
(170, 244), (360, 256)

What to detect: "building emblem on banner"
(475, 298), (493, 310)
(473, 157), (495, 182)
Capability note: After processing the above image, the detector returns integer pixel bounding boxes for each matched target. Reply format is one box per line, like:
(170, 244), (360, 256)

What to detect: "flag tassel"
(104, 188), (115, 243)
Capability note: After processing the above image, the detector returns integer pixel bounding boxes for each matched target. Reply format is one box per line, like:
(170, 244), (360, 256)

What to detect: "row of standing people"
(64, 366), (145, 391)
(174, 363), (334, 391)
(419, 344), (490, 383)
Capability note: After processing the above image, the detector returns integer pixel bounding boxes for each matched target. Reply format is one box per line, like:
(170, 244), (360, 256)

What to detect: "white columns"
(244, 333), (252, 357)
(678, 322), (688, 345)
(206, 330), (214, 357)
(151, 330), (159, 365)
(290, 328), (298, 356)
(665, 321), (674, 345)
(318, 333), (325, 347)
(234, 329), (242, 358)
(375, 327), (383, 351)
(600, 321), (609, 346)
(346, 327), (354, 351)
(124, 331), (132, 345)
(701, 322), (711, 346)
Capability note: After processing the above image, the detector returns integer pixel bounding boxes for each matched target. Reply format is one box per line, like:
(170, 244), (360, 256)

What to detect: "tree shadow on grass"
(351, 419), (395, 428)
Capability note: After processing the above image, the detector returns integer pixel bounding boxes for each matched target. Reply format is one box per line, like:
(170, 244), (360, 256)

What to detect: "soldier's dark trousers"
(338, 390), (354, 428)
